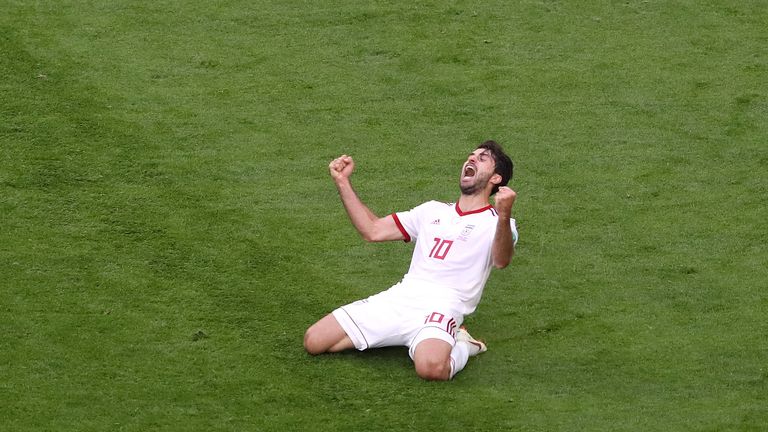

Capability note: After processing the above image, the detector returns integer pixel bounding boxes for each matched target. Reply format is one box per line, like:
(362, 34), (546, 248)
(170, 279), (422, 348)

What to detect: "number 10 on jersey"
(429, 238), (453, 260)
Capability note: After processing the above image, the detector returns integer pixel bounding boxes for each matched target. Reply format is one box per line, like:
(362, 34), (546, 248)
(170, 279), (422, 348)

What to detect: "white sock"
(449, 341), (470, 379)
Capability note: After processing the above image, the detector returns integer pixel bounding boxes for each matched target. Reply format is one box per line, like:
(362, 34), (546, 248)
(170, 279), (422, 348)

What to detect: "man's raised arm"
(329, 155), (404, 242)
(491, 186), (517, 269)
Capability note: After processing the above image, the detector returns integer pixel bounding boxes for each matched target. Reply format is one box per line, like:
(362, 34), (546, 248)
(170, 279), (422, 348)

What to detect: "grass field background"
(2, 1), (767, 430)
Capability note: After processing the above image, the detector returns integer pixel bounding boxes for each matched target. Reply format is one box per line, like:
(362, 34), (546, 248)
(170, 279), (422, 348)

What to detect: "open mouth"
(463, 164), (476, 179)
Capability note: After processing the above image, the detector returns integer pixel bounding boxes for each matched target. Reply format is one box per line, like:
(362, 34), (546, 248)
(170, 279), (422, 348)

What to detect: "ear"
(489, 173), (502, 186)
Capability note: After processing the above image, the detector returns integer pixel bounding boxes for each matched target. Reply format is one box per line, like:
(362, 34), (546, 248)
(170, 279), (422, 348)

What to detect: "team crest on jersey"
(458, 224), (475, 241)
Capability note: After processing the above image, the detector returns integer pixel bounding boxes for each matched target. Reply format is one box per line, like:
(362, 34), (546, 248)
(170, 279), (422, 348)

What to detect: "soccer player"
(304, 140), (518, 381)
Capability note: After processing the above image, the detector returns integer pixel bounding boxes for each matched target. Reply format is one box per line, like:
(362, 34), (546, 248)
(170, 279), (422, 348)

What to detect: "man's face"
(459, 148), (497, 195)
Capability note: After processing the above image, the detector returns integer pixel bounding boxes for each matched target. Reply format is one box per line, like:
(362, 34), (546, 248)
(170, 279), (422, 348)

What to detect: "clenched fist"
(329, 155), (355, 182)
(494, 186), (516, 218)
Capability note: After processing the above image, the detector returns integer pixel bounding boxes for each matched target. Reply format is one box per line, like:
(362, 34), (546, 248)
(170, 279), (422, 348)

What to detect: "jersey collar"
(455, 202), (493, 216)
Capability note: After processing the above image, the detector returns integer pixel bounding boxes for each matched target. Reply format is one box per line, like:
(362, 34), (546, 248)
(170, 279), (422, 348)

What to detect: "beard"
(459, 171), (491, 196)
(460, 182), (481, 195)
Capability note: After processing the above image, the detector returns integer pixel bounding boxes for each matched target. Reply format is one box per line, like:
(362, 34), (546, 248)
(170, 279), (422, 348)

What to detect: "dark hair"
(478, 140), (513, 195)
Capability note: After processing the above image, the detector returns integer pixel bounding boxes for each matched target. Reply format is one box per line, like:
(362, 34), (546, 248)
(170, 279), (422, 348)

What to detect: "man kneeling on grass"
(304, 141), (518, 381)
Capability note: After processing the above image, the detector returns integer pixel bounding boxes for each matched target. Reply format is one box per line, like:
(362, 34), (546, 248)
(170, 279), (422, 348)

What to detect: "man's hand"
(494, 186), (517, 218)
(329, 155), (355, 182)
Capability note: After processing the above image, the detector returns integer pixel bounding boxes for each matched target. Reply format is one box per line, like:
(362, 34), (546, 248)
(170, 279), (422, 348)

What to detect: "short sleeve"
(510, 218), (519, 245)
(392, 201), (444, 243)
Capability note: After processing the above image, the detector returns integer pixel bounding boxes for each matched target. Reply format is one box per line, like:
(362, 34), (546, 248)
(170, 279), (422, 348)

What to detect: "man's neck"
(457, 193), (491, 213)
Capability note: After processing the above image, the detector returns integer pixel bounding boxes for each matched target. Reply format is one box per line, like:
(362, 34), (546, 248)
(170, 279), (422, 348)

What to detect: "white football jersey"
(391, 200), (518, 315)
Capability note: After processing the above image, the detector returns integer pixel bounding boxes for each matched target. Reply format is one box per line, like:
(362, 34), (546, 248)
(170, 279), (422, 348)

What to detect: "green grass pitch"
(1, 1), (767, 430)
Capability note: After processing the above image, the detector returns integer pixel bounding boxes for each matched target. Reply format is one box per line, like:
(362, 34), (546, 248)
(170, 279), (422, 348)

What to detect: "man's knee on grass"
(304, 314), (354, 355)
(303, 326), (326, 355)
(414, 356), (452, 381)
(412, 339), (453, 381)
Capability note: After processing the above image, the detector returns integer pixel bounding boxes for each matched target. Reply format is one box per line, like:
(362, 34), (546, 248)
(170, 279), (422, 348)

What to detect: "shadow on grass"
(312, 346), (413, 371)
(329, 346), (410, 362)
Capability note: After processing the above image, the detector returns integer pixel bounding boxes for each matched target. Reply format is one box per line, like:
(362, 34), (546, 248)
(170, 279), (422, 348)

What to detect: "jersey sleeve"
(510, 218), (519, 245)
(391, 201), (442, 243)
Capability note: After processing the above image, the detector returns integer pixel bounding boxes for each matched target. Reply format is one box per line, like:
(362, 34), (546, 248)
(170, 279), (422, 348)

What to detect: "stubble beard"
(460, 183), (481, 196)
(459, 171), (490, 196)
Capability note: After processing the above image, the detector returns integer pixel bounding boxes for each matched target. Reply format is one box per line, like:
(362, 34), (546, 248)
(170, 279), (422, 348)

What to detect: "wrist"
(334, 177), (353, 190)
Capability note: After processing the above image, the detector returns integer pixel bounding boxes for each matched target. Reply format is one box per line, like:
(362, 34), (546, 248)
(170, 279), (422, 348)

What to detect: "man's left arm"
(492, 186), (517, 269)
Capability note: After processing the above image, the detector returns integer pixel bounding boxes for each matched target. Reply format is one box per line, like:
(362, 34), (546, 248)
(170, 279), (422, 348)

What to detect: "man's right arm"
(330, 155), (405, 242)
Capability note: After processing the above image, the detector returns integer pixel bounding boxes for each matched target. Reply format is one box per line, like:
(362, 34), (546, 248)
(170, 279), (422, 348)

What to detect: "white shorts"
(332, 282), (464, 359)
